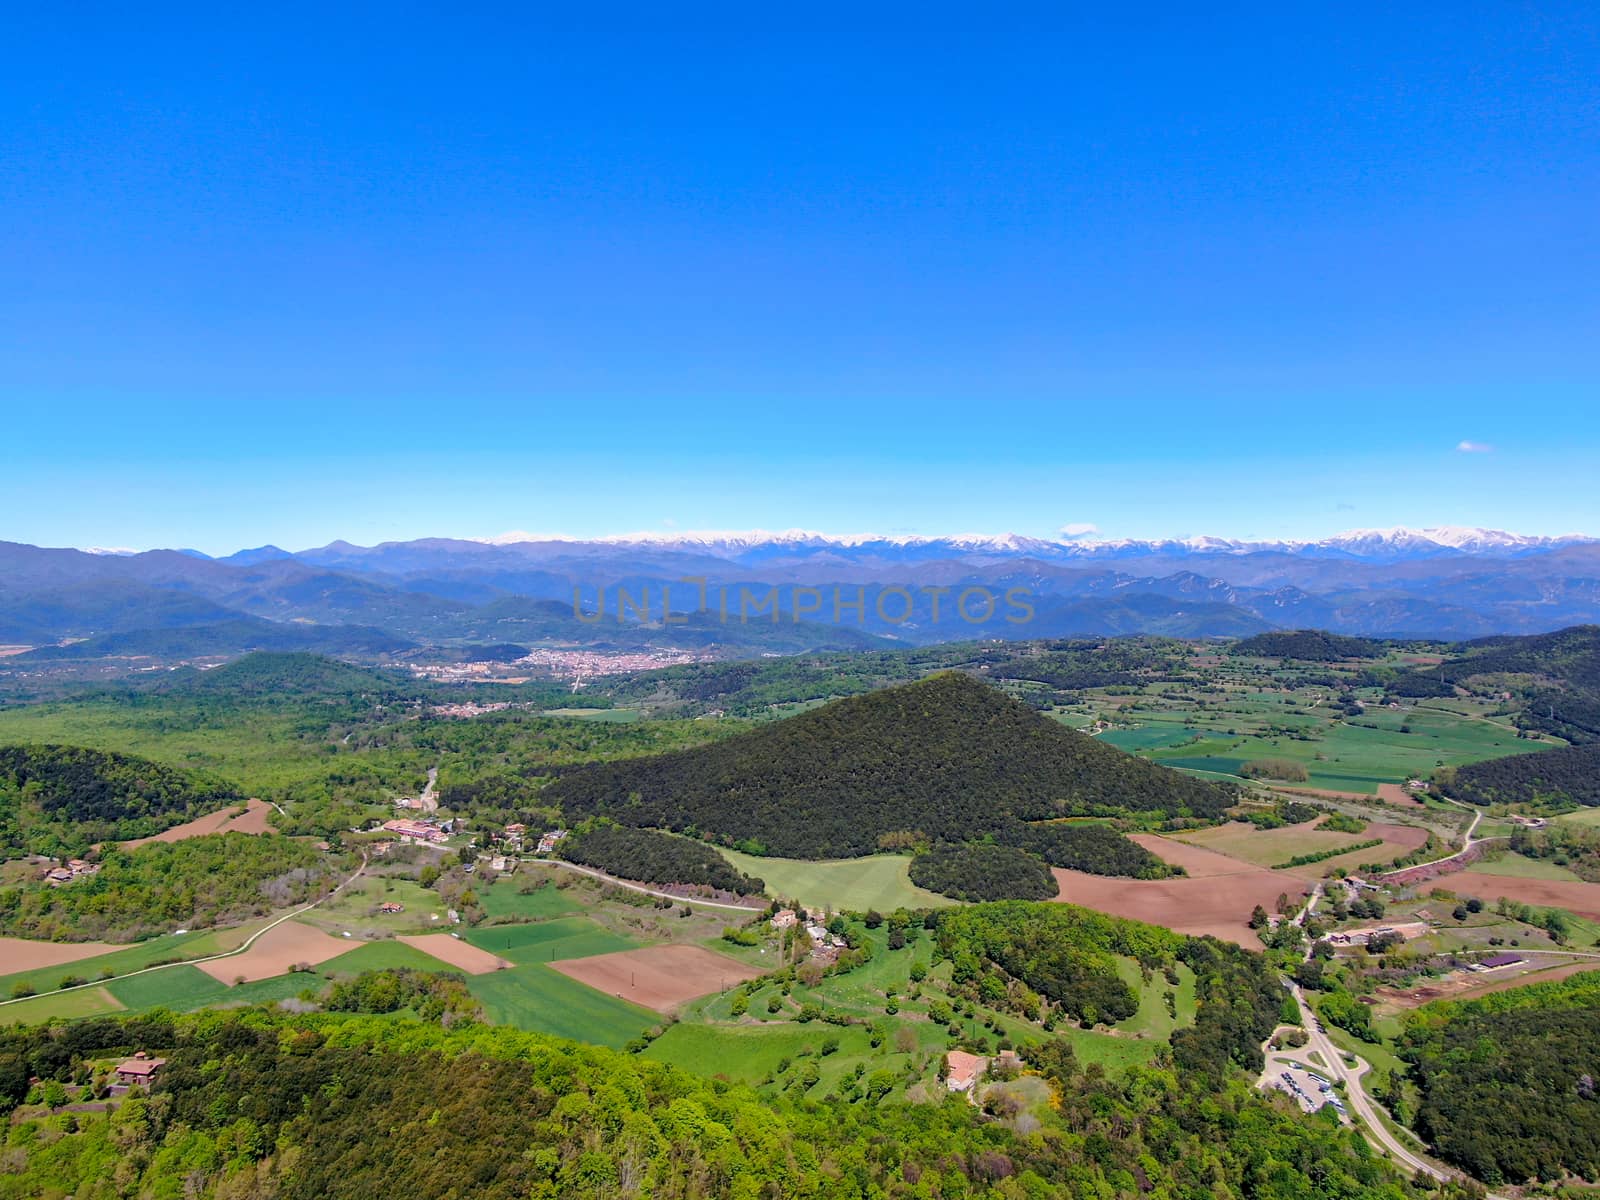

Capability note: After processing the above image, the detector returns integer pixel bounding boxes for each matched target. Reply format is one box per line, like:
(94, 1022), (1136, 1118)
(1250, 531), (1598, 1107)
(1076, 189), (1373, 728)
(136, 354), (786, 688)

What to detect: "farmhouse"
(1325, 921), (1429, 947)
(536, 829), (567, 854)
(769, 909), (799, 930)
(944, 1051), (989, 1094)
(377, 902), (405, 914)
(114, 1053), (167, 1086)
(380, 818), (447, 845)
(41, 859), (101, 886)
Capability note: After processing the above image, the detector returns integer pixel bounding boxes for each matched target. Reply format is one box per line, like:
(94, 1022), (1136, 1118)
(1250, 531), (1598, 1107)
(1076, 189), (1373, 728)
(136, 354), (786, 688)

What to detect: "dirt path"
(0, 857), (368, 1008)
(539, 860), (766, 912)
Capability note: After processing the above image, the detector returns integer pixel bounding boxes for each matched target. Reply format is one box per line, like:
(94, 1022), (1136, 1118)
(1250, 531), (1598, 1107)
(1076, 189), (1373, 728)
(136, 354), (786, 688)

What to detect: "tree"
(1249, 905), (1270, 930)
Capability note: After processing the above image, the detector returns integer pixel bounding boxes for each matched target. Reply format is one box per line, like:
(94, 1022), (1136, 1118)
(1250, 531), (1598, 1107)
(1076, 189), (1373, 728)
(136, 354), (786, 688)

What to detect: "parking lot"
(1261, 1051), (1348, 1122)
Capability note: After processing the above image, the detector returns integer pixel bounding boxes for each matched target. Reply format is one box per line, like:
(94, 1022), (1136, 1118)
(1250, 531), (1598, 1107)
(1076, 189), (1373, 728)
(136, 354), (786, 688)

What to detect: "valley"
(5, 623), (1600, 1197)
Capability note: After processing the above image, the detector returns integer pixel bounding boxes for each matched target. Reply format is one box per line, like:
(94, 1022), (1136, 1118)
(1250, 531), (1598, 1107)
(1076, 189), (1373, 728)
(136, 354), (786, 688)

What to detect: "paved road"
(0, 856), (369, 1008)
(538, 859), (768, 913)
(1286, 982), (1507, 1197)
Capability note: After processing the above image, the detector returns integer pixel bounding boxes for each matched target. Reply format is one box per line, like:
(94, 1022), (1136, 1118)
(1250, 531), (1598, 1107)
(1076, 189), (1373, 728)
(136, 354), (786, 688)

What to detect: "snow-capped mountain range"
(7, 522), (1600, 649)
(464, 526), (1594, 562)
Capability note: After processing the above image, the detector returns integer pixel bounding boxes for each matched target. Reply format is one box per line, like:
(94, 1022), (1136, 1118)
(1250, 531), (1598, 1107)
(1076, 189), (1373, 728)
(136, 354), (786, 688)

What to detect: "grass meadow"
(717, 849), (955, 913)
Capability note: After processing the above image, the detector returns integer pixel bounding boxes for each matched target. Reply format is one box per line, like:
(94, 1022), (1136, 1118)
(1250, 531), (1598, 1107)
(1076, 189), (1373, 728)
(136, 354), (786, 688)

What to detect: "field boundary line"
(0, 856), (368, 1008)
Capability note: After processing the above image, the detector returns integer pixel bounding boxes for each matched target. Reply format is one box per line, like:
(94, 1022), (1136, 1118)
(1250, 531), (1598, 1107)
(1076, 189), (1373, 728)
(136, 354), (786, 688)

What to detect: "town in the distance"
(4, 527), (1600, 1197)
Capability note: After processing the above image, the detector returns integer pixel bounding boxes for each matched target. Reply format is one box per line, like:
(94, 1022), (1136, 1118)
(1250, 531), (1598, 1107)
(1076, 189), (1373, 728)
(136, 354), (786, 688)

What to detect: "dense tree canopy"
(1442, 742), (1600, 809)
(558, 825), (765, 895)
(1400, 972), (1600, 1185)
(0, 743), (241, 857)
(546, 673), (1233, 859)
(0, 833), (351, 942)
(0, 998), (1435, 1199)
(908, 843), (1059, 902)
(1231, 631), (1383, 660)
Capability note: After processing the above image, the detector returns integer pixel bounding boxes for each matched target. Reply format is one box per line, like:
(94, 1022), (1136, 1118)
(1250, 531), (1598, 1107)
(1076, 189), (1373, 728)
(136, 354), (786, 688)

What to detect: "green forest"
(558, 825), (767, 896)
(1442, 741), (1600, 809)
(0, 744), (241, 857)
(1399, 971), (1600, 1185)
(0, 834), (352, 942)
(546, 673), (1233, 860)
(1230, 631), (1384, 660)
(906, 843), (1058, 902)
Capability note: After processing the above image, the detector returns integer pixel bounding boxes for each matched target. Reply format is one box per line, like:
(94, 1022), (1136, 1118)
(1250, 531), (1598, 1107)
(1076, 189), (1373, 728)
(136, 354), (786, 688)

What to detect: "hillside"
(14, 617), (414, 661)
(170, 651), (419, 700)
(0, 744), (242, 856)
(1392, 624), (1600, 742)
(1442, 742), (1600, 809)
(545, 672), (1233, 859)
(1231, 629), (1383, 659)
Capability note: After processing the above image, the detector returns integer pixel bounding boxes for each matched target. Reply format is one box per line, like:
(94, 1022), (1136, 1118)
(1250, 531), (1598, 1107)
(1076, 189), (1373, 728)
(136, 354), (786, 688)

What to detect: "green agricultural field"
(1095, 722), (1204, 753)
(717, 849), (955, 913)
(296, 877), (445, 935)
(314, 941), (461, 975)
(0, 985), (123, 1025)
(464, 915), (636, 964)
(0, 925), (262, 1001)
(1557, 807), (1600, 829)
(0, 697), (424, 796)
(1466, 853), (1586, 882)
(105, 964), (315, 1013)
(1136, 705), (1537, 793)
(466, 962), (657, 1047)
(478, 877), (583, 920)
(539, 707), (641, 723)
(676, 921), (1185, 1094)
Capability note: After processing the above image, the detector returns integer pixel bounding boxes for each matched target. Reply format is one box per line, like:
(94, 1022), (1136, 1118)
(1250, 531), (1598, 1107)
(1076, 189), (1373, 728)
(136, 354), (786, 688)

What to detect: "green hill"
(1443, 741), (1600, 810)
(1231, 629), (1383, 659)
(1392, 625), (1600, 741)
(545, 672), (1233, 860)
(171, 651), (417, 700)
(15, 618), (414, 661)
(0, 743), (242, 856)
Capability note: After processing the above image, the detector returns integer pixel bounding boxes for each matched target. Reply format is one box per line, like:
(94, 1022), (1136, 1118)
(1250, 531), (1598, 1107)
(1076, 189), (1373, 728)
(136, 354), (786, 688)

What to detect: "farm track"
(539, 860), (767, 912)
(0, 856), (369, 1008)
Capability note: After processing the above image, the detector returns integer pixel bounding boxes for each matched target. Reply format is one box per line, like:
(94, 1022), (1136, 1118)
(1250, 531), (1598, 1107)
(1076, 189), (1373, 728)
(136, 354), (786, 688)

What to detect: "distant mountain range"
(4, 525), (1600, 662)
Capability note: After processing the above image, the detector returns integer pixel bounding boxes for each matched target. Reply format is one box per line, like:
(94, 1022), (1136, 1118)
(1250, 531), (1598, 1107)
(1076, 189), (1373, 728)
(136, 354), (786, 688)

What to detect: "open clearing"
(1375, 784), (1424, 808)
(717, 848), (955, 912)
(396, 934), (510, 974)
(121, 797), (275, 848)
(1053, 844), (1294, 949)
(196, 920), (350, 983)
(0, 935), (129, 972)
(551, 945), (763, 1012)
(1465, 853), (1585, 882)
(1427, 874), (1600, 920)
(1168, 819), (1427, 878)
(0, 986), (123, 1026)
(1371, 959), (1600, 1013)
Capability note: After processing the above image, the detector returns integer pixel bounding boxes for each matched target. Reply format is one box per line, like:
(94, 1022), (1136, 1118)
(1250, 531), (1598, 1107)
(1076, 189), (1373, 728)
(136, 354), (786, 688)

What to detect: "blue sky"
(3, 7), (1597, 555)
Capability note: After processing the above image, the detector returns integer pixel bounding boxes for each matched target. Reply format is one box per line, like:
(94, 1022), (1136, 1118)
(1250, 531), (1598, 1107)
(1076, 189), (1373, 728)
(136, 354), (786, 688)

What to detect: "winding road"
(538, 859), (767, 913)
(0, 856), (369, 1009)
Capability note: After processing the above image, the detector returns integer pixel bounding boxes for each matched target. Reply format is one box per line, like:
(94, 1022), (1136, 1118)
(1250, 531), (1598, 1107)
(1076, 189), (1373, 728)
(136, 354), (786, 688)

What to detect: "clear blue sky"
(3, 6), (1596, 554)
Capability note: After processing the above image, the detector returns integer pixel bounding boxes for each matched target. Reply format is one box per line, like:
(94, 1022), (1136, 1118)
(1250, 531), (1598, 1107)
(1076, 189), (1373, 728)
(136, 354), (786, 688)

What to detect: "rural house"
(114, 1053), (167, 1087)
(944, 1051), (989, 1094)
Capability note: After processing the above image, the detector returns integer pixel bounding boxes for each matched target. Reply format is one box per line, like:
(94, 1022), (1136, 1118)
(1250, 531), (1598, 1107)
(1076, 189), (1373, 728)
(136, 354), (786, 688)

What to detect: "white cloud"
(1058, 522), (1099, 538)
(1456, 440), (1494, 453)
